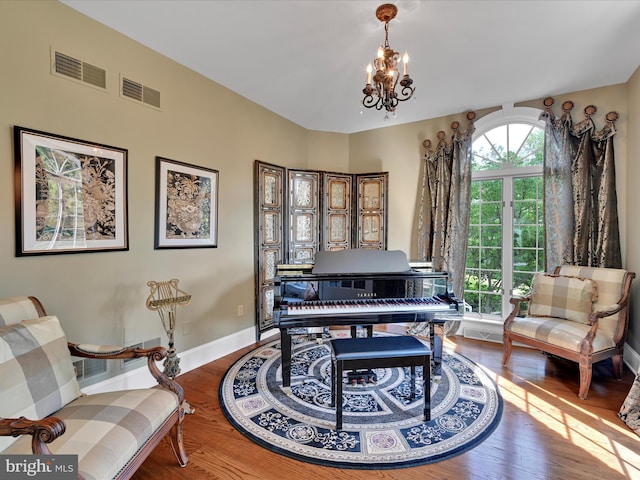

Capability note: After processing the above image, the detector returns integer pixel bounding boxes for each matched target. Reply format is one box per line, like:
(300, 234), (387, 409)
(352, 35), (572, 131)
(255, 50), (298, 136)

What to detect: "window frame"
(465, 106), (544, 321)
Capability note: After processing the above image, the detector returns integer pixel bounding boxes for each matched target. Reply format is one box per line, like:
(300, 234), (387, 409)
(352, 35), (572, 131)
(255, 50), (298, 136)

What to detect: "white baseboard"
(625, 343), (640, 374)
(81, 325), (258, 395)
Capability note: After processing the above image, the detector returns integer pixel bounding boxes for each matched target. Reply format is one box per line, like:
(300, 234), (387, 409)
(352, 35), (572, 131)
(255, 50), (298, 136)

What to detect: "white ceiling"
(60, 0), (640, 134)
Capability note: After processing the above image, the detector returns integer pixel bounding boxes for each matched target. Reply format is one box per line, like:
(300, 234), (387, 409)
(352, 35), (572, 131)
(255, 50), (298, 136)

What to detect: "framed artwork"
(14, 126), (128, 256)
(155, 156), (218, 249)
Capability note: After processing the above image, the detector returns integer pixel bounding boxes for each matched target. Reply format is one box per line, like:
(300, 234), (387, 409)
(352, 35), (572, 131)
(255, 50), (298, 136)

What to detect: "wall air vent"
(123, 337), (162, 367)
(52, 50), (106, 89)
(121, 77), (161, 109)
(73, 357), (107, 381)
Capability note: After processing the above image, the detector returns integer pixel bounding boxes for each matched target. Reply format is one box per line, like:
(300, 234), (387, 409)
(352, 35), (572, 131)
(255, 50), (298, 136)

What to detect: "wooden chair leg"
(169, 415), (188, 467)
(502, 334), (513, 366)
(612, 354), (624, 380)
(578, 358), (593, 400)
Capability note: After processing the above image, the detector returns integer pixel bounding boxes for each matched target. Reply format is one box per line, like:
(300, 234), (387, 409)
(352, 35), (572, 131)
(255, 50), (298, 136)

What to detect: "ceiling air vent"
(121, 77), (161, 109)
(53, 50), (106, 89)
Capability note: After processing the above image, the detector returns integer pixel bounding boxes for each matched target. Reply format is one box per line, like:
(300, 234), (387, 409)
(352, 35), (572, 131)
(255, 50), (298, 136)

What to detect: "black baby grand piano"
(273, 249), (462, 389)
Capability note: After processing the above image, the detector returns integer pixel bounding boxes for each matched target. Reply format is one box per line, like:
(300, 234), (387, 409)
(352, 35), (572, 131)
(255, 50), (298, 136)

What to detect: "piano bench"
(329, 335), (431, 430)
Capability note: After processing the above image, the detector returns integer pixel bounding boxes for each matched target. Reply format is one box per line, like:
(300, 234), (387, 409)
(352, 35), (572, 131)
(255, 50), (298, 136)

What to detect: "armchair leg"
(612, 354), (624, 380)
(502, 334), (513, 366)
(578, 359), (592, 400)
(168, 413), (188, 467)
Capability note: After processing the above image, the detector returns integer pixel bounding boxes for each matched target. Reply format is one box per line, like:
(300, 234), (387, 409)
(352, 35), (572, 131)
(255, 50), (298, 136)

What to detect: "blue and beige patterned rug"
(219, 331), (502, 469)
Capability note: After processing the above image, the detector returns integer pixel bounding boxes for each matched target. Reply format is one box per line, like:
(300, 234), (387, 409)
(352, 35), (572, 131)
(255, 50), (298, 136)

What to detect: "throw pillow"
(528, 274), (598, 324)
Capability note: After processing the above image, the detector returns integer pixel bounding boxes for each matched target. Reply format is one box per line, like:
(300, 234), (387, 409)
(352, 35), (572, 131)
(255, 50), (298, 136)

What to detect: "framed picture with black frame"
(14, 126), (128, 256)
(154, 156), (218, 249)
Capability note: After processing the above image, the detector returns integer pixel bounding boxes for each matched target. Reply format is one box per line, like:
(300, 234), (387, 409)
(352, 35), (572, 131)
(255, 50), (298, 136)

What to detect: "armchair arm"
(589, 303), (625, 322)
(67, 343), (185, 403)
(509, 294), (532, 307)
(504, 295), (531, 329)
(0, 416), (66, 454)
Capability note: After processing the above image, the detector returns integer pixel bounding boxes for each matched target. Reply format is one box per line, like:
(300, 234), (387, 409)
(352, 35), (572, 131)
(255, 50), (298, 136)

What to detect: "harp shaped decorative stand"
(146, 279), (191, 378)
(146, 279), (194, 413)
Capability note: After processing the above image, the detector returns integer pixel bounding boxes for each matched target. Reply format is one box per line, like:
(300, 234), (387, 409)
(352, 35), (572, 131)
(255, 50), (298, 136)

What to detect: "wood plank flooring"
(132, 328), (640, 480)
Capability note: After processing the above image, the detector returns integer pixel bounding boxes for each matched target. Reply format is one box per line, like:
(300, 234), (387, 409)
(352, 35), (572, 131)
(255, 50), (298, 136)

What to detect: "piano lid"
(311, 249), (411, 275)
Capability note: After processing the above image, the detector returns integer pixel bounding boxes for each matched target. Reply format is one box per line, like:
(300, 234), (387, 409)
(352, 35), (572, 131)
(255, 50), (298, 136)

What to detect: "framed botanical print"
(155, 156), (218, 249)
(14, 126), (128, 256)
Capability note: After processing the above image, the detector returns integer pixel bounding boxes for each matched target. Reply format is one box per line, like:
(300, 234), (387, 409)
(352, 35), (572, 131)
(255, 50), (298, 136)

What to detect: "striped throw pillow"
(528, 274), (598, 324)
(0, 315), (82, 451)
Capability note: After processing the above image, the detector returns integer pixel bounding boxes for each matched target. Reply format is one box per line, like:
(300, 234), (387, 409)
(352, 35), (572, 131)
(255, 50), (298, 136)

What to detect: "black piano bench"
(329, 335), (431, 431)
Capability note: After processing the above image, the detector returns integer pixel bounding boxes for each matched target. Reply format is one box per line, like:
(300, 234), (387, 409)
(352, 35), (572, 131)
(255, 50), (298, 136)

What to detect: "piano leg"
(350, 325), (373, 338)
(280, 328), (292, 391)
(430, 320), (444, 377)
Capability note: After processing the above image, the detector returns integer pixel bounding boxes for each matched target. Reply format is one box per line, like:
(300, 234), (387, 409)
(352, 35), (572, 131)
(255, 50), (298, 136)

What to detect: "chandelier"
(362, 3), (415, 118)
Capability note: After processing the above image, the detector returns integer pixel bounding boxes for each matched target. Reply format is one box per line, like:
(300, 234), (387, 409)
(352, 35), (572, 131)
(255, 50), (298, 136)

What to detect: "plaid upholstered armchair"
(0, 296), (188, 479)
(503, 265), (635, 400)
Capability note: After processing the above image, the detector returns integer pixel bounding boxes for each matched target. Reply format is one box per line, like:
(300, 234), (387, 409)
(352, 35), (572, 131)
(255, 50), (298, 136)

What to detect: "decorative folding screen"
(323, 173), (353, 251)
(254, 161), (388, 337)
(287, 170), (320, 264)
(254, 162), (285, 334)
(356, 174), (388, 249)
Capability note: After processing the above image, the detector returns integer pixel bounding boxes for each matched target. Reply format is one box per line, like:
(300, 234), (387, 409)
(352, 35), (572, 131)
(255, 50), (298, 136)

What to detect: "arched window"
(464, 106), (545, 320)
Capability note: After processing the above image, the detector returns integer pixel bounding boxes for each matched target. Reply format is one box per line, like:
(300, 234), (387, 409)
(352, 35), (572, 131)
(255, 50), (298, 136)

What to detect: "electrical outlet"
(237, 304), (244, 317)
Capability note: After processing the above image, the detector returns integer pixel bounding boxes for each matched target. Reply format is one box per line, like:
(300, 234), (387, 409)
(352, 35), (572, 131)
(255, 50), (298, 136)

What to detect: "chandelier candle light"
(362, 3), (415, 118)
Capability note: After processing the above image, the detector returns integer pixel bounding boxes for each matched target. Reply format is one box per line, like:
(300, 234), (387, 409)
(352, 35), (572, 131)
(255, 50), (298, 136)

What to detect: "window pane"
(514, 201), (537, 224)
(481, 247), (502, 269)
(513, 272), (534, 294)
(512, 175), (544, 293)
(481, 180), (502, 202)
(469, 203), (480, 224)
(516, 127), (544, 167)
(479, 293), (502, 315)
(467, 120), (544, 320)
(482, 226), (502, 247)
(513, 248), (537, 270)
(472, 124), (543, 172)
(466, 247), (480, 268)
(513, 177), (538, 201)
(480, 203), (501, 225)
(468, 226), (480, 247)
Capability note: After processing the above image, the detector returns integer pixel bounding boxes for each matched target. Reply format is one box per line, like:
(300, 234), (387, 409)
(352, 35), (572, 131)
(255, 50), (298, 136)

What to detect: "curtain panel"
(417, 114), (475, 334)
(541, 98), (621, 270)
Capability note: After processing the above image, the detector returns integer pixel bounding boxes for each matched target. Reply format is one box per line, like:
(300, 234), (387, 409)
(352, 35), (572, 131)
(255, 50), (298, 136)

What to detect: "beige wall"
(0, 1), (323, 358)
(625, 66), (640, 352)
(1, 1), (638, 378)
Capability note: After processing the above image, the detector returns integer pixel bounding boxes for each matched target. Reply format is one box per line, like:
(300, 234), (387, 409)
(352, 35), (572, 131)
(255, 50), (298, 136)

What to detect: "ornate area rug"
(219, 331), (502, 469)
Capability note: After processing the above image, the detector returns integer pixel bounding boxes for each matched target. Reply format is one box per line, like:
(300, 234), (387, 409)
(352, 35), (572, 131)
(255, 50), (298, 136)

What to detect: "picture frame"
(155, 156), (218, 249)
(14, 126), (129, 256)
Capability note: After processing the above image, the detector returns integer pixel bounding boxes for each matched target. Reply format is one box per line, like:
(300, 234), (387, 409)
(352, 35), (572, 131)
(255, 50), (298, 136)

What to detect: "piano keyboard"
(284, 297), (448, 315)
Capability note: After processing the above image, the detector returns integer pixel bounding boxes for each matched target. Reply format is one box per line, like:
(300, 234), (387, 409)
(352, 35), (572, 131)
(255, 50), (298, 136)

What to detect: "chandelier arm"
(396, 85), (416, 102)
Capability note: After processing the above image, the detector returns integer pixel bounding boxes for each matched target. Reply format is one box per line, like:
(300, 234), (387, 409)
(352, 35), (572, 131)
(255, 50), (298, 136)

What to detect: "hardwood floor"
(132, 328), (640, 480)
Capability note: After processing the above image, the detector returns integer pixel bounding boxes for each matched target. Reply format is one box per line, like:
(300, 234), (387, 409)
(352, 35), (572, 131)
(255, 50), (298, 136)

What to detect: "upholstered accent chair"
(503, 265), (635, 400)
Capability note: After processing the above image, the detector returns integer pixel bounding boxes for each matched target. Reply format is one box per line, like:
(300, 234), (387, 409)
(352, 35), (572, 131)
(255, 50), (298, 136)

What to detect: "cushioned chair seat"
(509, 316), (616, 353)
(2, 389), (180, 480)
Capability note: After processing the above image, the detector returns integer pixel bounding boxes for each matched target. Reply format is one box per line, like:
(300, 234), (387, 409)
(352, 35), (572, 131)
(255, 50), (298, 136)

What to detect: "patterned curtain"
(540, 98), (621, 269)
(417, 113), (475, 335)
(619, 366), (640, 436)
